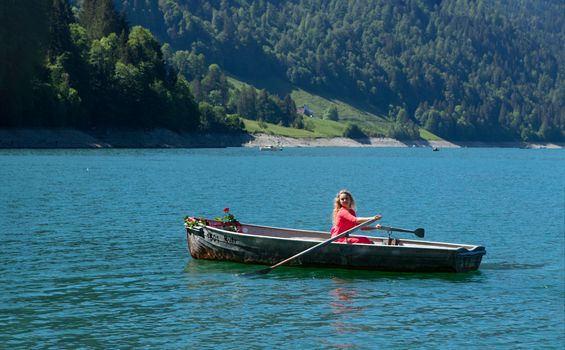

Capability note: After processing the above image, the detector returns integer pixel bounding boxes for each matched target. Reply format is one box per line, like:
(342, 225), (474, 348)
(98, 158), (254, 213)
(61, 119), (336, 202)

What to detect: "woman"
(330, 190), (382, 244)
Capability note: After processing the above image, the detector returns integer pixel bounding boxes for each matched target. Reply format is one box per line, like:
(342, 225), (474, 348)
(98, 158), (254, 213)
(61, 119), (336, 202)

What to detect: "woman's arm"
(356, 214), (382, 224)
(357, 214), (382, 230)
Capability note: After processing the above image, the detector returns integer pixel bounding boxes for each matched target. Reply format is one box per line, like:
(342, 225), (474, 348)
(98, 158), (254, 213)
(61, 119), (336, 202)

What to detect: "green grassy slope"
(228, 76), (443, 141)
(242, 117), (346, 138)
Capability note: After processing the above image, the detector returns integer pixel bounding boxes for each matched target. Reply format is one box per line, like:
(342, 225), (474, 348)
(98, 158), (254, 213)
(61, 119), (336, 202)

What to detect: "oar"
(242, 217), (380, 277)
(376, 225), (425, 238)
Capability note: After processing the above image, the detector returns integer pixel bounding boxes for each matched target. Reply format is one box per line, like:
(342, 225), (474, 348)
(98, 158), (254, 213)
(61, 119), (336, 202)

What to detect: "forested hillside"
(1, 0), (563, 142)
(115, 0), (564, 141)
(0, 0), (249, 133)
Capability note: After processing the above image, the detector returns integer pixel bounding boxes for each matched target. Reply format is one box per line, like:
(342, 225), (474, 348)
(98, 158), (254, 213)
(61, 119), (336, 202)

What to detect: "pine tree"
(48, 0), (74, 59)
(80, 0), (123, 39)
(236, 85), (257, 119)
(0, 0), (50, 126)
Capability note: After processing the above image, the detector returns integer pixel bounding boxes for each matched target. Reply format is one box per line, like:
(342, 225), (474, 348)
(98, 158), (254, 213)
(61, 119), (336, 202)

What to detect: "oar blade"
(414, 228), (425, 237)
(377, 225), (425, 237)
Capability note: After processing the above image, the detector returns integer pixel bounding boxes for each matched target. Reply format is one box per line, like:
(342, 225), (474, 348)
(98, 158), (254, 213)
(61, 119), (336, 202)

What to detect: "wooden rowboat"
(185, 219), (486, 273)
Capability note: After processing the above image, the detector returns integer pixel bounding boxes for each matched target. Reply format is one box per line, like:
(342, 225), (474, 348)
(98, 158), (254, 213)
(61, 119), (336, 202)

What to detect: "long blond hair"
(332, 190), (356, 224)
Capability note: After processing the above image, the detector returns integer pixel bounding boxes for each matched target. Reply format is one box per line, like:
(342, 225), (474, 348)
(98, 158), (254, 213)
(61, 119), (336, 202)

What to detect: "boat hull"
(186, 224), (485, 273)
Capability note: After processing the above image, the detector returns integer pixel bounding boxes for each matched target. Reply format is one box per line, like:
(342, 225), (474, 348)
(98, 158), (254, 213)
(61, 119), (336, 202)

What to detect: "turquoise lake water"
(1, 147), (564, 349)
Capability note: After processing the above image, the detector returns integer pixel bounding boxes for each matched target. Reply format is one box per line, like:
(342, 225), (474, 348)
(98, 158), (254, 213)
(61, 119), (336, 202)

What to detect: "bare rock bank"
(0, 128), (562, 149)
(0, 128), (252, 148)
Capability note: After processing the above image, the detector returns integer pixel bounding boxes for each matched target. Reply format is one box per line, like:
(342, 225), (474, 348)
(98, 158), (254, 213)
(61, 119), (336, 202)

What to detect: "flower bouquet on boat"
(184, 209), (486, 274)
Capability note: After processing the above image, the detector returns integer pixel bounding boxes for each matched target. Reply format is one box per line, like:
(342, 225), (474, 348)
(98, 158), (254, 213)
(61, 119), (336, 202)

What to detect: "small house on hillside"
(297, 104), (314, 117)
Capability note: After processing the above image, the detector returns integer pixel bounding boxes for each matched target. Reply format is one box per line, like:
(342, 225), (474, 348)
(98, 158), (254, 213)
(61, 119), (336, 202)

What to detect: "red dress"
(330, 207), (373, 244)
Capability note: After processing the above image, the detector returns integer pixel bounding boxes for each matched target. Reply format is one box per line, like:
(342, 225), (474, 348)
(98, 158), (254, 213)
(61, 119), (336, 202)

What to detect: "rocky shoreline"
(0, 128), (562, 149)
